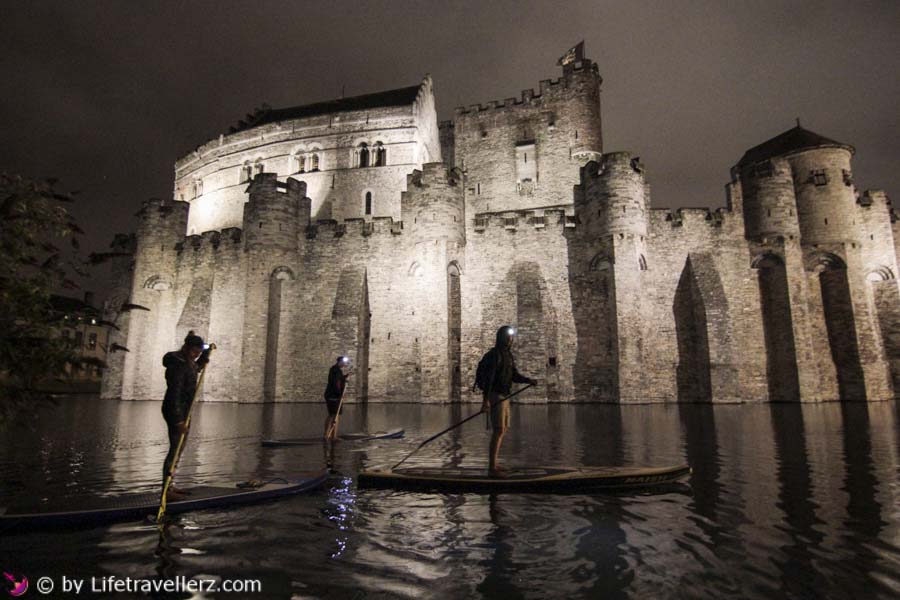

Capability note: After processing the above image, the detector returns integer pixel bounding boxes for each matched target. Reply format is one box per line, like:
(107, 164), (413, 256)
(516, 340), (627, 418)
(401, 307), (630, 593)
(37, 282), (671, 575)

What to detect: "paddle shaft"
(391, 383), (534, 470)
(325, 369), (352, 439)
(157, 345), (214, 523)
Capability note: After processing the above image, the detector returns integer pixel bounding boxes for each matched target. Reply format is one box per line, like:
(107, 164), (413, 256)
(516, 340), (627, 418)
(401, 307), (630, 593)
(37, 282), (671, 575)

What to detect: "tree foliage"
(0, 173), (86, 421)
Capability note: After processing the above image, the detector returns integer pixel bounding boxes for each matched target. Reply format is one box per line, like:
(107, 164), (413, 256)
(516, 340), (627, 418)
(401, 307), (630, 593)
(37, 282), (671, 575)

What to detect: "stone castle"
(101, 50), (900, 404)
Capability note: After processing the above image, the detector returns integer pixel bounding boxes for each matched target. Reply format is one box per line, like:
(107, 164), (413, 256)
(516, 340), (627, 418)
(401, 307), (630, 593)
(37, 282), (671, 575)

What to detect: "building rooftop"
(737, 125), (854, 166)
(228, 84), (422, 133)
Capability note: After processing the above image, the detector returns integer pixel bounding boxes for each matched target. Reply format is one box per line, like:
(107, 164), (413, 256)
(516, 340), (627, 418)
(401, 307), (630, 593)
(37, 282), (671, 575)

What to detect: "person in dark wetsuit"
(323, 356), (353, 440)
(161, 331), (209, 500)
(481, 326), (538, 477)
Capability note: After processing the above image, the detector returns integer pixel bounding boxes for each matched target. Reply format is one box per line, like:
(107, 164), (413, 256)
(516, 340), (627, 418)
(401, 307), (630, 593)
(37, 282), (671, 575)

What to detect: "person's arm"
(511, 359), (538, 386)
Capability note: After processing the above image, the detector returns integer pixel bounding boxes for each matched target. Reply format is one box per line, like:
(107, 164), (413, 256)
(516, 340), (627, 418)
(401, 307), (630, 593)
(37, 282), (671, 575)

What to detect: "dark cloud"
(2, 0), (898, 294)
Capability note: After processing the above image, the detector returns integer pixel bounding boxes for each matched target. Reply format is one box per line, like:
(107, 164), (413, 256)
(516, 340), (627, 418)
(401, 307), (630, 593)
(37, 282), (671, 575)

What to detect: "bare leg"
(489, 427), (507, 474)
(324, 414), (335, 440)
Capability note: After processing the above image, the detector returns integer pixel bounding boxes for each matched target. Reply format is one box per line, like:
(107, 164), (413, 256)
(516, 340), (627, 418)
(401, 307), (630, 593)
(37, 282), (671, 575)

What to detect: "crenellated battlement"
(137, 197), (190, 219)
(857, 189), (891, 208)
(114, 53), (900, 407)
(307, 216), (403, 240)
(577, 152), (645, 187)
(245, 172), (307, 200)
(454, 60), (599, 116)
(649, 207), (734, 233)
(472, 208), (574, 233)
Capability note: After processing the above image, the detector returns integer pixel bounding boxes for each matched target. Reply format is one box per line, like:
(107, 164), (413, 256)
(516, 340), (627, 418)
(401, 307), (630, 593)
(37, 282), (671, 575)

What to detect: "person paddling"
(161, 331), (210, 500)
(324, 356), (353, 441)
(479, 326), (538, 477)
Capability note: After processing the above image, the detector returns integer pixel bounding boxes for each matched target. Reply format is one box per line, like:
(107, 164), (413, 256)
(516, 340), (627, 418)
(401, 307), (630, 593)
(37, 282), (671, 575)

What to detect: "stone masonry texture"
(105, 53), (899, 404)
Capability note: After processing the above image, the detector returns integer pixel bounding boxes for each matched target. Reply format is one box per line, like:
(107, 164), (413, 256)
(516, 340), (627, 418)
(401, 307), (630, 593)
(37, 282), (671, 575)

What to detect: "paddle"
(157, 344), (215, 524)
(325, 368), (352, 440)
(390, 383), (534, 470)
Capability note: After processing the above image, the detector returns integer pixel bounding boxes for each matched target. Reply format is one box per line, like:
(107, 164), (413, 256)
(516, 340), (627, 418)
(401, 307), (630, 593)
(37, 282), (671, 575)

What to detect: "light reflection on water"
(0, 397), (898, 599)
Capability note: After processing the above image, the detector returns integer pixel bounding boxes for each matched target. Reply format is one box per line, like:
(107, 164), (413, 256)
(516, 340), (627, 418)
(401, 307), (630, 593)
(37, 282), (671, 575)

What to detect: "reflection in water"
(1, 397), (899, 599)
(573, 405), (629, 599)
(770, 404), (827, 595)
(837, 403), (888, 596)
(477, 494), (524, 599)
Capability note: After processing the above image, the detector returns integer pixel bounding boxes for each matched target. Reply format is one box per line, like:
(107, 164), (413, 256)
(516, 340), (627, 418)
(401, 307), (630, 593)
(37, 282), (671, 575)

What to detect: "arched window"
(241, 162), (253, 183)
(310, 153), (320, 171)
(358, 143), (369, 168)
(254, 160), (264, 176)
(295, 154), (305, 174)
(365, 191), (372, 215)
(193, 180), (203, 198)
(373, 142), (386, 166)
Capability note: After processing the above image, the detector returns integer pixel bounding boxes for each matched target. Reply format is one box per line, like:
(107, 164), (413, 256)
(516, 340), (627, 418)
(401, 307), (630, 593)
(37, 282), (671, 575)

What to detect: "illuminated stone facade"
(103, 54), (900, 403)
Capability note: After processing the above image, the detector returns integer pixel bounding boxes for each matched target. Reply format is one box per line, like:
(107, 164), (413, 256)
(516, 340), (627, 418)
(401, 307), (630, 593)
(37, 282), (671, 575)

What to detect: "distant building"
(51, 293), (108, 390)
(102, 49), (900, 404)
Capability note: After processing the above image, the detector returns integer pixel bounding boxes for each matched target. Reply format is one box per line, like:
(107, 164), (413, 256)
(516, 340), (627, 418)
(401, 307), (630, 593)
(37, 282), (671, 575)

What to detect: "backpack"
(473, 349), (496, 392)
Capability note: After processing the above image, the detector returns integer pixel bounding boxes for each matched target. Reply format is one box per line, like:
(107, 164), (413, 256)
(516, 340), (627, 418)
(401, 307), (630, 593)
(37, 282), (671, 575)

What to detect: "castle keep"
(102, 51), (900, 404)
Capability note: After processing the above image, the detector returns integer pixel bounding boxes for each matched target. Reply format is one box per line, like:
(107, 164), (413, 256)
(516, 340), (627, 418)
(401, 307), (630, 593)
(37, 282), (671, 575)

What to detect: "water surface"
(1, 397), (898, 599)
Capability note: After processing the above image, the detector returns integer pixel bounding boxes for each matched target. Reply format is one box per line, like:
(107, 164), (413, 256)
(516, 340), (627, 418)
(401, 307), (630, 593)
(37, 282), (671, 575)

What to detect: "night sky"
(2, 1), (898, 297)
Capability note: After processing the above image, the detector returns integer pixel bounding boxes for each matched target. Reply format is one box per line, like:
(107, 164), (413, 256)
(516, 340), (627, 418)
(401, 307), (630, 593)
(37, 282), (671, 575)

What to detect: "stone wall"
(175, 77), (438, 233)
(104, 56), (899, 405)
(453, 60), (603, 216)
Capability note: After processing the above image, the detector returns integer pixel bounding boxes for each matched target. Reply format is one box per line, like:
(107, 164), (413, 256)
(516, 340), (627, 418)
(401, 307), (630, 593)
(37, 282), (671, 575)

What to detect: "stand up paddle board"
(262, 428), (404, 447)
(357, 464), (691, 493)
(1, 471), (327, 530)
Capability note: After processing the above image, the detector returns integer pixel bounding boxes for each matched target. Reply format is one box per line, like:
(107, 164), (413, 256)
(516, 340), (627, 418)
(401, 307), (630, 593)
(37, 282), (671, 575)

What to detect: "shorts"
(326, 397), (343, 416)
(487, 392), (510, 431)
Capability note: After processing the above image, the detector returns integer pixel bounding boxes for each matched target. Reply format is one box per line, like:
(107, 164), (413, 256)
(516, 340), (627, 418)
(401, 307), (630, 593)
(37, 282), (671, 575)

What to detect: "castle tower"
(121, 198), (189, 399)
(401, 163), (466, 401)
(739, 125), (892, 400)
(575, 153), (648, 402)
(453, 54), (603, 217)
(856, 190), (900, 396)
(561, 57), (604, 162)
(736, 150), (818, 401)
(789, 133), (891, 400)
(99, 233), (136, 400)
(238, 174), (309, 402)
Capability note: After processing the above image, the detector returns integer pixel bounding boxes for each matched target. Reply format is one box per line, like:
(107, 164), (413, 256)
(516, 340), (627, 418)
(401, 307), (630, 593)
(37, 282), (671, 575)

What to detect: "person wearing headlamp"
(323, 356), (353, 440)
(480, 325), (538, 477)
(160, 330), (211, 500)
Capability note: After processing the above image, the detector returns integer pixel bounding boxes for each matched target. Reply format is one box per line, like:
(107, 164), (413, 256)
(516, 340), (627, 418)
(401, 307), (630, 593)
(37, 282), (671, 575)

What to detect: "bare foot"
(489, 467), (510, 479)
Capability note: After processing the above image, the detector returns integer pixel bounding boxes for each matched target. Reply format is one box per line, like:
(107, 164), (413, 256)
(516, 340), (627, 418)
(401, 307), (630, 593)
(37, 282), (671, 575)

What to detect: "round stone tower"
(122, 197), (190, 400)
(242, 173), (307, 253)
(400, 162), (466, 402)
(402, 163), (465, 248)
(736, 125), (857, 245)
(239, 173), (310, 402)
(562, 58), (604, 161)
(736, 155), (800, 242)
(574, 152), (649, 402)
(578, 152), (649, 264)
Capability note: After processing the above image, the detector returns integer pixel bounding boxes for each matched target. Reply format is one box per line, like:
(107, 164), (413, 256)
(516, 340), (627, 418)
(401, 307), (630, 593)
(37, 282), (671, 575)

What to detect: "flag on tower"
(557, 41), (585, 66)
